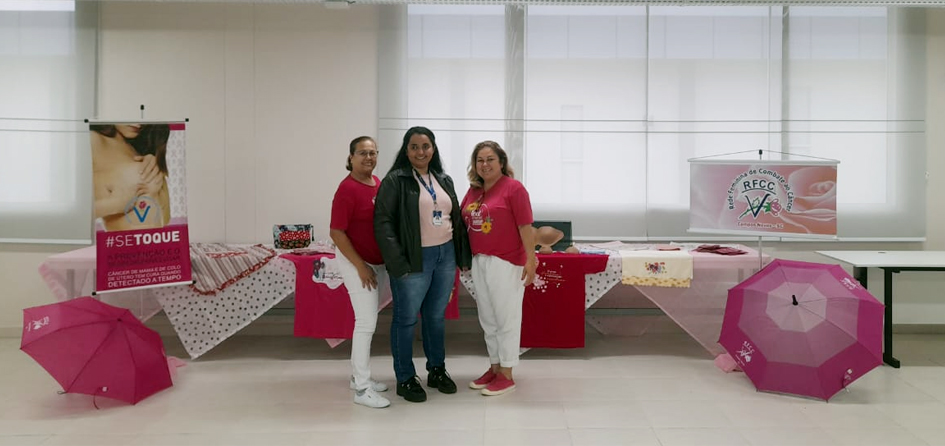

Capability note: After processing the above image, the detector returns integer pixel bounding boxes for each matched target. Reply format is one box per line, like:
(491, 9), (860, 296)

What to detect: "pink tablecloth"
(583, 244), (770, 358)
(39, 246), (164, 322)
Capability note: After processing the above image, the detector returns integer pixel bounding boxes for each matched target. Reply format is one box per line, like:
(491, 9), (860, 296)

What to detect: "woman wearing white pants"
(329, 136), (390, 408)
(460, 141), (536, 396)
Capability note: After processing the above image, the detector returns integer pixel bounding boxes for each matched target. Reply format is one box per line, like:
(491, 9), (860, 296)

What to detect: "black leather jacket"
(373, 167), (472, 278)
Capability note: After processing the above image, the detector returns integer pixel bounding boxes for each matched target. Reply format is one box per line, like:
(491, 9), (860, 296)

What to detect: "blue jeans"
(389, 241), (455, 383)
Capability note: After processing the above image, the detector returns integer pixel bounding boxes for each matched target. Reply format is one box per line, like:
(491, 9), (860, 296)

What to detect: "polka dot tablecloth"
(585, 252), (623, 308)
(151, 256), (296, 359)
(40, 244), (344, 360)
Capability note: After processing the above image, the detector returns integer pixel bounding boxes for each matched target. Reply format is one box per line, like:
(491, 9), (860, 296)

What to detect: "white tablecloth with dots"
(149, 256), (296, 358)
(40, 245), (302, 359)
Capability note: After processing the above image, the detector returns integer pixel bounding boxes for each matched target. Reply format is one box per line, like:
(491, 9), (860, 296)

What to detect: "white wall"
(0, 4), (942, 335)
(97, 2), (379, 243)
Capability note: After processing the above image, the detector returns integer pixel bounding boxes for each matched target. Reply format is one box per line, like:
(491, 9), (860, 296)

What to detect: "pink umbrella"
(719, 259), (883, 400)
(21, 297), (173, 405)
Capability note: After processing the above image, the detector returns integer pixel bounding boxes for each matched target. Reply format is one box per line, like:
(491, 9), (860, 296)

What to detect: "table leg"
(66, 269), (76, 299)
(853, 266), (867, 288)
(882, 268), (900, 368)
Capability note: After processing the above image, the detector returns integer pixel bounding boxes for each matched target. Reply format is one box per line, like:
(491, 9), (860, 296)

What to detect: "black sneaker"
(396, 376), (427, 403)
(427, 366), (457, 394)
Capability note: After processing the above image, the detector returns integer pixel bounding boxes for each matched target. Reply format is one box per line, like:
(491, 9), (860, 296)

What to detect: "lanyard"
(414, 169), (437, 206)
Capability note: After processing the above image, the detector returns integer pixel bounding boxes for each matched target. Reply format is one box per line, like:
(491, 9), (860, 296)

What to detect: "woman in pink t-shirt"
(460, 141), (536, 396)
(329, 136), (390, 409)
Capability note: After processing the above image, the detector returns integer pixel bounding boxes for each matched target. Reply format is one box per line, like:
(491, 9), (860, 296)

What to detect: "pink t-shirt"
(329, 175), (383, 265)
(414, 171), (453, 248)
(461, 175), (534, 266)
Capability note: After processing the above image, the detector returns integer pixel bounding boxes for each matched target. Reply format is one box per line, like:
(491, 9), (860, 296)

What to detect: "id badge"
(432, 210), (443, 226)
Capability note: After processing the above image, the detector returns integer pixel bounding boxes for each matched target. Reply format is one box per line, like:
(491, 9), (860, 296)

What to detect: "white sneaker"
(354, 388), (390, 409)
(350, 377), (389, 392)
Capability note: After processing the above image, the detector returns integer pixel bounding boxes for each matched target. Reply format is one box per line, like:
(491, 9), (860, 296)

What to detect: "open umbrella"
(719, 259), (883, 400)
(21, 297), (173, 405)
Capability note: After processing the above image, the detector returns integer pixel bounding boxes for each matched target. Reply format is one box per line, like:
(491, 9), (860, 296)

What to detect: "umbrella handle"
(841, 369), (854, 391)
(91, 386), (108, 410)
(57, 388), (105, 409)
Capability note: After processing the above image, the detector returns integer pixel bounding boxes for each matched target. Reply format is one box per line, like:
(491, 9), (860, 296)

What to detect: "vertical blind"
(0, 1), (97, 244)
(379, 4), (927, 241)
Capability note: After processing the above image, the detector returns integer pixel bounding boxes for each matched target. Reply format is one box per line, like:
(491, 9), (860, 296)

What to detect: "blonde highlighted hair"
(467, 140), (514, 188)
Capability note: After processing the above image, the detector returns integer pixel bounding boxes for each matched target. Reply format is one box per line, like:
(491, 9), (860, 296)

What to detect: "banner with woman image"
(90, 121), (192, 293)
(689, 160), (838, 238)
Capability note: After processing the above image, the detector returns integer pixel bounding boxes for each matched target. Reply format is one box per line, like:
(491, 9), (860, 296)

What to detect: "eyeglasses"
(355, 150), (379, 158)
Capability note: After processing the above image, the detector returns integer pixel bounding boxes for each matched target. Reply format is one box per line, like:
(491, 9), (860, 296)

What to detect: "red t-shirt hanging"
(460, 176), (534, 266)
(284, 253), (459, 340)
(282, 253), (355, 339)
(521, 253), (609, 348)
(330, 175), (383, 265)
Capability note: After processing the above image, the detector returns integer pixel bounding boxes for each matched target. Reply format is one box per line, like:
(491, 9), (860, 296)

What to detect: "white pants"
(335, 248), (389, 391)
(471, 254), (525, 368)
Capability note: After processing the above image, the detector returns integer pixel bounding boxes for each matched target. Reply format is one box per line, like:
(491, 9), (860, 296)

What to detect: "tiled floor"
(2, 330), (944, 446)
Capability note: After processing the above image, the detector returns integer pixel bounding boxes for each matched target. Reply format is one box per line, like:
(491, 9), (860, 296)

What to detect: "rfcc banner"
(689, 160), (838, 238)
(90, 122), (192, 293)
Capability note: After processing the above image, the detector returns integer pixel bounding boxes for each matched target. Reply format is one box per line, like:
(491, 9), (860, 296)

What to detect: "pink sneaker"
(480, 374), (515, 396)
(469, 369), (497, 390)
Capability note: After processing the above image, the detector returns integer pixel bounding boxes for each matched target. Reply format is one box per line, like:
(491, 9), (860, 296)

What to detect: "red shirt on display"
(283, 253), (461, 342)
(282, 253), (355, 339)
(521, 253), (609, 348)
(330, 175), (383, 265)
(460, 176), (534, 266)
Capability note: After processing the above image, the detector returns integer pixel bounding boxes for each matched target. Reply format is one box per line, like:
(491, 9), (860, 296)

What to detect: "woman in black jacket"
(374, 126), (471, 403)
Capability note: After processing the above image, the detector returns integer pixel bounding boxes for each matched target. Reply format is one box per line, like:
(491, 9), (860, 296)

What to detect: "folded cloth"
(694, 244), (747, 256)
(189, 243), (277, 295)
(619, 249), (693, 288)
(272, 224), (313, 249)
